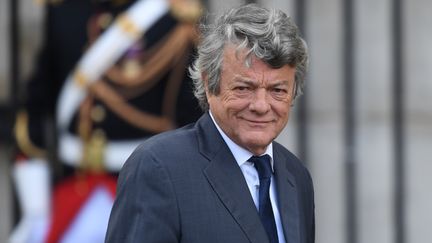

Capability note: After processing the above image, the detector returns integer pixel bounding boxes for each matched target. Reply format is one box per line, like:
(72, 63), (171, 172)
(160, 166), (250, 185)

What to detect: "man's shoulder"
(138, 122), (198, 154)
(120, 123), (198, 172)
(119, 119), (214, 181)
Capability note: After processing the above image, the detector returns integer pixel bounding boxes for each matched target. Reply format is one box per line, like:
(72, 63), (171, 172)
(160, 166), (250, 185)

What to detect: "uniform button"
(91, 105), (106, 123)
(98, 13), (113, 29)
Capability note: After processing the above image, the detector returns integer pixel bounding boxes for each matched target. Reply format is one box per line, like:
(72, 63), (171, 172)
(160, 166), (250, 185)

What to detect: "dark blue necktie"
(248, 155), (279, 243)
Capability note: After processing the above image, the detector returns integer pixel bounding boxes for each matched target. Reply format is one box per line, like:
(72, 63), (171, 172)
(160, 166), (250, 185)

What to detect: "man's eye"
(235, 86), (250, 91)
(272, 88), (287, 94)
(271, 87), (290, 100)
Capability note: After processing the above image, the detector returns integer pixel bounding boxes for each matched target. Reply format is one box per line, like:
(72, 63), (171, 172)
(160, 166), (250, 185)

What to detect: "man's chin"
(242, 137), (272, 151)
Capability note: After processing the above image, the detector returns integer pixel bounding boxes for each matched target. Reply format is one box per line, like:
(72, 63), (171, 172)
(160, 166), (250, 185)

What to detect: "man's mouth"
(243, 118), (273, 125)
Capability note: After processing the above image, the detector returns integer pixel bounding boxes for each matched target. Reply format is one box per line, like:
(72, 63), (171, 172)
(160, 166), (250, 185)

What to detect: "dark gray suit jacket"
(105, 113), (315, 243)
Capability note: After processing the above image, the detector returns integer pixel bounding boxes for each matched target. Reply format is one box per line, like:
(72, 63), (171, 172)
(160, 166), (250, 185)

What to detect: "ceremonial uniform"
(11, 0), (203, 242)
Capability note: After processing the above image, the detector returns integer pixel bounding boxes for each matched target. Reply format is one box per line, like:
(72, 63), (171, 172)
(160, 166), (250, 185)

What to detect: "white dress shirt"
(209, 112), (286, 243)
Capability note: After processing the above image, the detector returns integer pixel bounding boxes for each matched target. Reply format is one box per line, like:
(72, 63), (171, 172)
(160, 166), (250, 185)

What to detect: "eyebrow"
(232, 78), (255, 85)
(233, 77), (291, 87)
(269, 80), (291, 86)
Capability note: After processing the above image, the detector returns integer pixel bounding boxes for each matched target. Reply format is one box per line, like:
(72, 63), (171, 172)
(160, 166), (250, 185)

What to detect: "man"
(105, 4), (314, 243)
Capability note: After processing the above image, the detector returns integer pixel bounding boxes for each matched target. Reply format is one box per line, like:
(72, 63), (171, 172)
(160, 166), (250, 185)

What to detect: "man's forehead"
(222, 46), (265, 72)
(223, 45), (293, 70)
(223, 45), (249, 61)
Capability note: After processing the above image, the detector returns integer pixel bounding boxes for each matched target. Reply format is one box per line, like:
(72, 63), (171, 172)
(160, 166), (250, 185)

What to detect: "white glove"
(9, 159), (51, 243)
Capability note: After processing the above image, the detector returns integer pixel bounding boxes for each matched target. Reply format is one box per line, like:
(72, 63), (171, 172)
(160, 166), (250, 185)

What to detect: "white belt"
(59, 132), (146, 172)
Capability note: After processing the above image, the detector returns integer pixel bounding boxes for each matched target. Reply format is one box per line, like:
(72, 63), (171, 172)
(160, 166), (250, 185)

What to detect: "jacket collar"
(274, 146), (301, 243)
(197, 113), (269, 243)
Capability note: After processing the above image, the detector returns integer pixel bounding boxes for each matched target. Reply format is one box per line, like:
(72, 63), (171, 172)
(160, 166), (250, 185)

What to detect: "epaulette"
(14, 109), (47, 158)
(170, 0), (204, 23)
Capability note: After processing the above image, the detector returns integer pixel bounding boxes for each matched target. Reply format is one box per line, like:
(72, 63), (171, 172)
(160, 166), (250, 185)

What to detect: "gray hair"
(189, 4), (309, 111)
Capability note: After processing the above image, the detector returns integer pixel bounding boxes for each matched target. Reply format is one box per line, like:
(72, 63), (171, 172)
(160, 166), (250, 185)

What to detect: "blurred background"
(0, 0), (431, 243)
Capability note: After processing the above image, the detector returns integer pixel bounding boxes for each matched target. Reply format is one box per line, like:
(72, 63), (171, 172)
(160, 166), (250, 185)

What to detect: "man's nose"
(249, 88), (270, 114)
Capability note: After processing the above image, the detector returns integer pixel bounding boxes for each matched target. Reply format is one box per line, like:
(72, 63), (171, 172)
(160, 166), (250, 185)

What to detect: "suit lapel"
(274, 148), (301, 243)
(196, 113), (269, 243)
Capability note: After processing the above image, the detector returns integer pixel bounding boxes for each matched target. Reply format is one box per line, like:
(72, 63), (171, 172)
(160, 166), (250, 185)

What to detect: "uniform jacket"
(18, 0), (202, 156)
(105, 113), (315, 243)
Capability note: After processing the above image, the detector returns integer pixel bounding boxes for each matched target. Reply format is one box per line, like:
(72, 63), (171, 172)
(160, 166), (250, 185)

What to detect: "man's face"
(207, 46), (296, 155)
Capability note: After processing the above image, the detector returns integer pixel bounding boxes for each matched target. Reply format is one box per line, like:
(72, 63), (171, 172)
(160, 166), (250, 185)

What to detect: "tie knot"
(248, 154), (272, 180)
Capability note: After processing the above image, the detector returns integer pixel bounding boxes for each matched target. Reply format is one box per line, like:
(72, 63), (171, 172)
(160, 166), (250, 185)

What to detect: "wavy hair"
(189, 4), (309, 111)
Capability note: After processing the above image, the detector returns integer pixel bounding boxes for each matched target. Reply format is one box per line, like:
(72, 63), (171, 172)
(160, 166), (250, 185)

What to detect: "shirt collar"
(209, 111), (274, 171)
